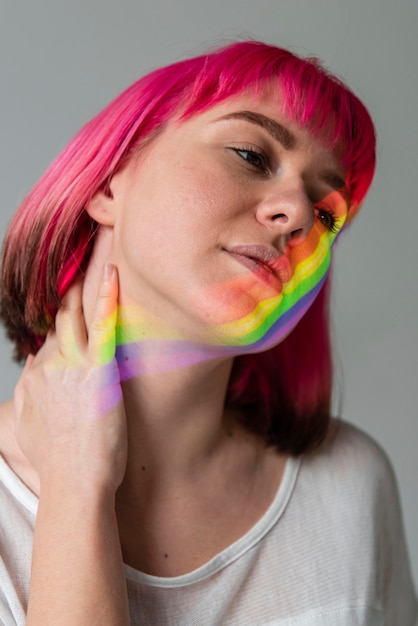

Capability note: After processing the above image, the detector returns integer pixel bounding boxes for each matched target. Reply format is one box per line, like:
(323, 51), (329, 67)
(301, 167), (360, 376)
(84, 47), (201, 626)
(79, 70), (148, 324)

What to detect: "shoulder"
(291, 420), (417, 616)
(323, 417), (390, 461)
(307, 418), (398, 496)
(295, 419), (403, 542)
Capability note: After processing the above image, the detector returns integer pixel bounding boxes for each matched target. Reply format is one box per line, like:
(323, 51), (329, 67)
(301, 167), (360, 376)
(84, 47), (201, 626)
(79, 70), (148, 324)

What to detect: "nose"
(255, 184), (315, 242)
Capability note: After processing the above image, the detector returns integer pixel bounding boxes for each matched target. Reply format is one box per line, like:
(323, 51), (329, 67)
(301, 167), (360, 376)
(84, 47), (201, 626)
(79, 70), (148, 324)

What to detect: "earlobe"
(85, 182), (116, 226)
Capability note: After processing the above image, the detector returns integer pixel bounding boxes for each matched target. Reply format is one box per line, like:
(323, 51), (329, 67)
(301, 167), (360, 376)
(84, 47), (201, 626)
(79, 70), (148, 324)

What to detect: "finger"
(55, 280), (88, 360)
(88, 263), (119, 366)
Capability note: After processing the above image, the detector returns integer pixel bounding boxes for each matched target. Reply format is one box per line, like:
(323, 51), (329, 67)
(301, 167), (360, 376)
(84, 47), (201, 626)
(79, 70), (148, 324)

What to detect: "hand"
(14, 264), (127, 496)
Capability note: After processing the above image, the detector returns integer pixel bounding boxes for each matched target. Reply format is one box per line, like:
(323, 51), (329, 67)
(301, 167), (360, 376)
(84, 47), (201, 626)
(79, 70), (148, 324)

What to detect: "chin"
(198, 275), (325, 357)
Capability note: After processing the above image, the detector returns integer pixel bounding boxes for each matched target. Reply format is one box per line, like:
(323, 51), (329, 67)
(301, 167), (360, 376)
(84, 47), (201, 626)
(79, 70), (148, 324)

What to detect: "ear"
(85, 180), (116, 226)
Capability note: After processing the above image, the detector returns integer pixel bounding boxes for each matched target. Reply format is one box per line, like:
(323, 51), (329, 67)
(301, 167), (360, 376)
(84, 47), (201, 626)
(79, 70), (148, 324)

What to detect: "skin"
(0, 89), (349, 624)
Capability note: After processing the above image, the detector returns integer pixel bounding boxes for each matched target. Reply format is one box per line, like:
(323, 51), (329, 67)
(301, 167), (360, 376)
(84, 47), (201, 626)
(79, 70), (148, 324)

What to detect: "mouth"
(224, 244), (291, 289)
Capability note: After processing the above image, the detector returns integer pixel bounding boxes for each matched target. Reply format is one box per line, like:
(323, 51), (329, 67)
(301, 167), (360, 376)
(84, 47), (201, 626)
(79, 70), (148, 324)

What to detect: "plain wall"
(1, 0), (417, 586)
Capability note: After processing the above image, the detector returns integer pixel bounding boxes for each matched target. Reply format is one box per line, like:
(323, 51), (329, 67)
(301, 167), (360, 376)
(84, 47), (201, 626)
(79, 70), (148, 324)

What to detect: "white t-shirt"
(0, 420), (416, 625)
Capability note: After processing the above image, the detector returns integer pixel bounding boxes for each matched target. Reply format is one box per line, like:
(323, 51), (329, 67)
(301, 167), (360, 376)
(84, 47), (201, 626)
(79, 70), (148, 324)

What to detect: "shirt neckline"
(124, 454), (301, 588)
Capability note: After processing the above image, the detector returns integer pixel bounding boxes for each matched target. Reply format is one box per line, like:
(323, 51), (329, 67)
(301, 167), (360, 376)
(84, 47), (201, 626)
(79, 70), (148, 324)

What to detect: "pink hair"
(0, 40), (376, 453)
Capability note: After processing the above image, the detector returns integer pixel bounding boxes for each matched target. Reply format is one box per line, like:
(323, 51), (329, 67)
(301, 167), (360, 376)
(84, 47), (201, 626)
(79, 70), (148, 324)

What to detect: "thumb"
(88, 264), (119, 366)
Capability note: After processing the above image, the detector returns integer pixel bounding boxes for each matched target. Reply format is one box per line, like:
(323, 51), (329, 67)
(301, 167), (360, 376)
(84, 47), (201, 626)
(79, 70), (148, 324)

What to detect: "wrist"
(38, 476), (118, 516)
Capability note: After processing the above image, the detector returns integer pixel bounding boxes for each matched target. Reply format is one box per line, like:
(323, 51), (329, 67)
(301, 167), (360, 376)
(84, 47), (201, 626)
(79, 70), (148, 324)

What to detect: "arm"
(28, 485), (128, 624)
(15, 264), (130, 625)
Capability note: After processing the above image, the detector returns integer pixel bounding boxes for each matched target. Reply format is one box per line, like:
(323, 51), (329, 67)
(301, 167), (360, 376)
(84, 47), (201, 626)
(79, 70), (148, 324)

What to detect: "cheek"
(173, 164), (243, 228)
(124, 166), (235, 240)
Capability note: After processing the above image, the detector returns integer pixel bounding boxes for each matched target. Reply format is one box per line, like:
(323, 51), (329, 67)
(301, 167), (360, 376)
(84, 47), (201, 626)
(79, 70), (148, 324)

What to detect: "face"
(90, 89), (350, 357)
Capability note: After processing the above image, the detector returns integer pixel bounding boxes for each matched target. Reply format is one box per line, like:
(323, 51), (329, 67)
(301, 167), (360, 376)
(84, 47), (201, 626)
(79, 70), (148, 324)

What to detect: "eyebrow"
(321, 172), (349, 197)
(215, 110), (296, 150)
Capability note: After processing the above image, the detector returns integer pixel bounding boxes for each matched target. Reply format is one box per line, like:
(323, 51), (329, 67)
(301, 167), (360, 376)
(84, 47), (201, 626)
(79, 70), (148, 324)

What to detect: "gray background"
(0, 0), (417, 586)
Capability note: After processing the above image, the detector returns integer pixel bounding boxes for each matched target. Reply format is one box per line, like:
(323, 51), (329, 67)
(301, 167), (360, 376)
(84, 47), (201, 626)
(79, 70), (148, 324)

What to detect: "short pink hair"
(0, 41), (376, 453)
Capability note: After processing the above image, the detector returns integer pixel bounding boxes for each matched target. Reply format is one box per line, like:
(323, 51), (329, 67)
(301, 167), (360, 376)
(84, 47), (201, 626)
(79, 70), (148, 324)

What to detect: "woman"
(0, 41), (416, 625)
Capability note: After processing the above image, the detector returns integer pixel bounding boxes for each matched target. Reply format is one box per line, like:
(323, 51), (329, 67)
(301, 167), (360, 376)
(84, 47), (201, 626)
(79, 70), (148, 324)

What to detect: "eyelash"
(231, 146), (271, 174)
(315, 206), (340, 234)
(231, 146), (342, 235)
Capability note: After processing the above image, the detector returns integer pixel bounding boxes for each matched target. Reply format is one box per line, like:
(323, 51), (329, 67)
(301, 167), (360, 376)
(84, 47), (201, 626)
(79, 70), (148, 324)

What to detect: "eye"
(315, 207), (340, 234)
(230, 147), (271, 174)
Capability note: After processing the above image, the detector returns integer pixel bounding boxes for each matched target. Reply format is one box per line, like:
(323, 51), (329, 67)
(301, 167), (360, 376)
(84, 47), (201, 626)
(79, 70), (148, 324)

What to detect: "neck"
(120, 342), (235, 475)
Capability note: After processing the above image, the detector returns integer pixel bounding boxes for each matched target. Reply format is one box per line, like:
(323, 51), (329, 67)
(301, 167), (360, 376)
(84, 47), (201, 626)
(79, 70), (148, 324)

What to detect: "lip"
(225, 244), (292, 288)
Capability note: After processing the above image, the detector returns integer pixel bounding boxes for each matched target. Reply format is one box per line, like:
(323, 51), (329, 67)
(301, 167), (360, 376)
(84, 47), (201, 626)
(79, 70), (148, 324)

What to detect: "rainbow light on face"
(212, 218), (346, 351)
(104, 191), (349, 377)
(195, 190), (349, 352)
